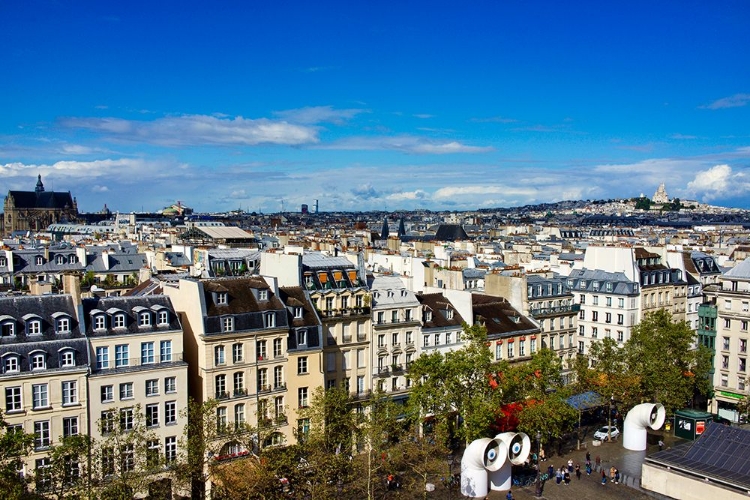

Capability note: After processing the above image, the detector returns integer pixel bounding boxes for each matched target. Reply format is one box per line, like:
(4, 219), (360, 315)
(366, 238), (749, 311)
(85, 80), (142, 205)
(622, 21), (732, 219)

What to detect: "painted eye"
(487, 449), (497, 461)
(512, 442), (522, 454)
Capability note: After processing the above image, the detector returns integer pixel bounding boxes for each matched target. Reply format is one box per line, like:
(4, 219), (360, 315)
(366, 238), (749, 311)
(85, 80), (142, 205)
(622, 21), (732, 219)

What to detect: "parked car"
(594, 426), (620, 441)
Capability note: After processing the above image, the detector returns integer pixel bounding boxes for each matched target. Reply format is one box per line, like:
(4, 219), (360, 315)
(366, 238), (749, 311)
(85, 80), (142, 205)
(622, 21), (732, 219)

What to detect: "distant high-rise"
(301, 204), (309, 214)
(315, 199), (319, 213)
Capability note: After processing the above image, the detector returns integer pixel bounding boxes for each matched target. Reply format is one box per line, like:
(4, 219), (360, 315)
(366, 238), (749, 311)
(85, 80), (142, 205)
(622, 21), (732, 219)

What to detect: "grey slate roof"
(82, 295), (181, 337)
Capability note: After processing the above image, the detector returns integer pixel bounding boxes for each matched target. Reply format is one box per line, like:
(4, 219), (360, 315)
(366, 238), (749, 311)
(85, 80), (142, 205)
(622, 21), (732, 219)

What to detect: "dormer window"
(158, 310), (169, 325)
(114, 314), (126, 329)
(425, 311), (433, 322)
(216, 293), (228, 305)
(297, 329), (307, 346)
(56, 255), (65, 265)
(31, 352), (46, 370)
(605, 282), (613, 292)
(222, 316), (235, 332)
(294, 307), (303, 319)
(0, 256), (6, 266)
(68, 255), (76, 264)
(27, 319), (42, 335)
(3, 354), (19, 373)
(95, 315), (106, 330)
(446, 309), (454, 320)
(264, 313), (276, 328)
(579, 280), (586, 289)
(35, 255), (43, 265)
(60, 349), (76, 367)
(259, 290), (268, 301)
(139, 312), (151, 327)
(56, 317), (71, 334)
(1, 319), (15, 337)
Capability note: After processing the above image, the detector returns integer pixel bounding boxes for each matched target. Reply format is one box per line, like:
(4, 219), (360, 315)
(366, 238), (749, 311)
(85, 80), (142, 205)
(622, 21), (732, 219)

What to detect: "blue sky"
(1, 1), (749, 213)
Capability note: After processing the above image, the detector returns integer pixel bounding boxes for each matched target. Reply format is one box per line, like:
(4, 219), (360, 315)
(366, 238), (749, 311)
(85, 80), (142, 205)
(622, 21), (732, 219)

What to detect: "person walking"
(547, 464), (554, 478)
(614, 468), (620, 484)
(506, 490), (514, 500)
(564, 470), (571, 485)
(601, 470), (607, 485)
(540, 448), (546, 461)
(556, 467), (563, 484)
(585, 462), (592, 476)
(575, 463), (581, 480)
(610, 466), (616, 484)
(586, 450), (591, 463)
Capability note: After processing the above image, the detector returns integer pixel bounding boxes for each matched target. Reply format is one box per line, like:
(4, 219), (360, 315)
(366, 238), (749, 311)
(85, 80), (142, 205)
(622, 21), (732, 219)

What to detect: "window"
(297, 329), (307, 346)
(34, 421), (51, 449)
(579, 325), (585, 336)
(32, 384), (49, 409)
(217, 292), (228, 305)
(579, 294), (585, 304)
(158, 310), (169, 325)
(618, 298), (624, 308)
(31, 353), (46, 370)
(274, 338), (282, 357)
(406, 331), (413, 344)
(298, 356), (308, 374)
(62, 381), (77, 405)
(165, 401), (176, 425)
(63, 417), (78, 437)
(294, 307), (304, 319)
(5, 386), (21, 412)
(222, 316), (234, 332)
(592, 311), (598, 322)
(275, 396), (284, 419)
(378, 334), (386, 347)
(101, 411), (115, 434)
(28, 320), (41, 335)
(119, 408), (134, 431)
(423, 335), (430, 347)
(147, 440), (160, 468)
(101, 385), (114, 403)
(216, 407), (227, 433)
(725, 318), (732, 329)
(215, 374), (227, 398)
(95, 315), (106, 330)
(146, 379), (159, 396)
(530, 338), (537, 353)
(264, 313), (276, 328)
(233, 372), (244, 395)
(115, 344), (129, 367)
(592, 327), (598, 338)
(722, 356), (729, 369)
(233, 343), (243, 363)
(434, 333), (440, 346)
(141, 342), (155, 364)
(234, 404), (245, 428)
(578, 341), (585, 354)
(721, 373), (728, 387)
(606, 297), (612, 307)
(160, 340), (172, 362)
(617, 314), (624, 325)
(446, 332), (453, 344)
(593, 296), (599, 306)
(743, 321), (749, 332)
(146, 404), (159, 427)
(139, 312), (151, 327)
(741, 339), (748, 353)
(215, 345), (226, 365)
(120, 382), (133, 400)
(114, 314), (125, 329)
(274, 366), (283, 388)
(95, 347), (109, 370)
(120, 444), (135, 472)
(101, 447), (115, 476)
(723, 337), (731, 350)
(60, 350), (75, 367)
(559, 335), (565, 349)
(579, 309), (585, 320)
(3, 355), (19, 373)
(507, 342), (515, 359)
(258, 368), (268, 390)
(165, 377), (176, 394)
(259, 289), (268, 301)
(298, 387), (308, 408)
(519, 339), (526, 357)
(257, 340), (267, 360)
(605, 313), (611, 323)
(740, 358), (747, 373)
(617, 331), (624, 342)
(1, 322), (15, 337)
(56, 317), (71, 334)
(725, 299), (732, 310)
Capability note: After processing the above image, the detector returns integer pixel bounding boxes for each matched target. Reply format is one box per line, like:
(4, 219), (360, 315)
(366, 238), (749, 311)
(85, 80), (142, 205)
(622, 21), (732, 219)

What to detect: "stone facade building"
(3, 175), (80, 237)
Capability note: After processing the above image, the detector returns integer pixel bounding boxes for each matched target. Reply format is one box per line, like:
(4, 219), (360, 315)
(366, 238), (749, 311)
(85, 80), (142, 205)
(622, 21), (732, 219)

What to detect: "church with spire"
(3, 175), (80, 237)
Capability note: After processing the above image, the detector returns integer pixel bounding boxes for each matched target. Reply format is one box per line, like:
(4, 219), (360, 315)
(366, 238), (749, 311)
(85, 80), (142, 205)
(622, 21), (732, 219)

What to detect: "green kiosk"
(673, 409), (714, 441)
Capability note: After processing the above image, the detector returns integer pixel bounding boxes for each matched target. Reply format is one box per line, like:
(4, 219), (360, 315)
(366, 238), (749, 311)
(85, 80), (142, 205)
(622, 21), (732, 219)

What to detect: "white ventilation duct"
(490, 432), (531, 491)
(460, 437), (507, 498)
(623, 403), (666, 451)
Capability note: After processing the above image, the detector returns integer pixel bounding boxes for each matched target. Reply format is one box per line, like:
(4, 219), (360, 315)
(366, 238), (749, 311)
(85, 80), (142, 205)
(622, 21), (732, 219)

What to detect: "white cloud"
(669, 133), (697, 140)
(91, 185), (109, 192)
(686, 164), (750, 200)
(701, 93), (750, 110)
(60, 114), (319, 147)
(387, 190), (428, 201)
(413, 114), (434, 119)
(273, 106), (367, 125)
(323, 135), (493, 154)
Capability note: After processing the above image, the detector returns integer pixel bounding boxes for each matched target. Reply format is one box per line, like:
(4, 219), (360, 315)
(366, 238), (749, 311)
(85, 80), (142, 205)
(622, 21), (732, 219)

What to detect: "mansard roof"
(82, 295), (181, 336)
(471, 293), (538, 338)
(203, 277), (285, 316)
(417, 292), (464, 329)
(0, 294), (82, 343)
(278, 286), (321, 329)
(7, 190), (76, 210)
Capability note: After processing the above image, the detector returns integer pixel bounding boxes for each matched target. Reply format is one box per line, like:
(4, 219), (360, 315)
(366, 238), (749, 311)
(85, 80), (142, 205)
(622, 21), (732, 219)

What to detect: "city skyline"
(1, 1), (749, 213)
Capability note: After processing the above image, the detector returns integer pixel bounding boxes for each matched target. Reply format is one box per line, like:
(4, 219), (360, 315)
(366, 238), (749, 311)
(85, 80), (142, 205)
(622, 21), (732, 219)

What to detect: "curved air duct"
(623, 403), (666, 451)
(460, 438), (507, 498)
(490, 432), (531, 491)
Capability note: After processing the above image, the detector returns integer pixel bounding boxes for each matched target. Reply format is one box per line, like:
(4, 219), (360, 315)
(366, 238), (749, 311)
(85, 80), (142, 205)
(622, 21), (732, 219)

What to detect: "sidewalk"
(480, 439), (665, 500)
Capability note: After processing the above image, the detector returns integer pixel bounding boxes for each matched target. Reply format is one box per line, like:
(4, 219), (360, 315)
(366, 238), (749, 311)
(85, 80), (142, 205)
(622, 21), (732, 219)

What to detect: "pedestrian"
(614, 468), (620, 484)
(595, 455), (601, 469)
(540, 448), (546, 461)
(564, 470), (571, 485)
(585, 462), (592, 475)
(567, 459), (573, 472)
(601, 470), (607, 485)
(547, 464), (554, 477)
(556, 468), (562, 484)
(586, 450), (591, 463)
(658, 439), (665, 451)
(506, 490), (514, 500)
(610, 466), (616, 483)
(575, 463), (581, 480)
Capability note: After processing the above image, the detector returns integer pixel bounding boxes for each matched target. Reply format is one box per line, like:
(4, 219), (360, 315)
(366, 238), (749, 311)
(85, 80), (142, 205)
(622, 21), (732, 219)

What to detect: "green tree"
(0, 410), (34, 499)
(407, 323), (501, 444)
(38, 434), (92, 499)
(623, 309), (713, 414)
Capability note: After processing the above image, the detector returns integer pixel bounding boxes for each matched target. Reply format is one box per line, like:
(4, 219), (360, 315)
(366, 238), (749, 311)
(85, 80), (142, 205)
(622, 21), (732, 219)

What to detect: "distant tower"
(301, 204), (309, 214)
(652, 183), (669, 204)
(381, 216), (390, 240)
(398, 217), (406, 238)
(35, 174), (45, 194)
(315, 199), (319, 214)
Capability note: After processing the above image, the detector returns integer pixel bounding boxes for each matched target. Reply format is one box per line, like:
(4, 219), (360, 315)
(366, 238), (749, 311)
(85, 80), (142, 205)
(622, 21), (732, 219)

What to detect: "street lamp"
(447, 454), (454, 500)
(534, 431), (542, 497)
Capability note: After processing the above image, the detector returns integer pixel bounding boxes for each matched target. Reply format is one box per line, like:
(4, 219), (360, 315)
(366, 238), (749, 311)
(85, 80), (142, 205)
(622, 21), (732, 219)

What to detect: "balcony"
(273, 382), (287, 391)
(258, 384), (271, 393)
(93, 353), (185, 373)
(215, 391), (230, 400)
(319, 307), (371, 320)
(351, 390), (372, 401)
(529, 304), (580, 319)
(233, 388), (247, 398)
(390, 364), (404, 373)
